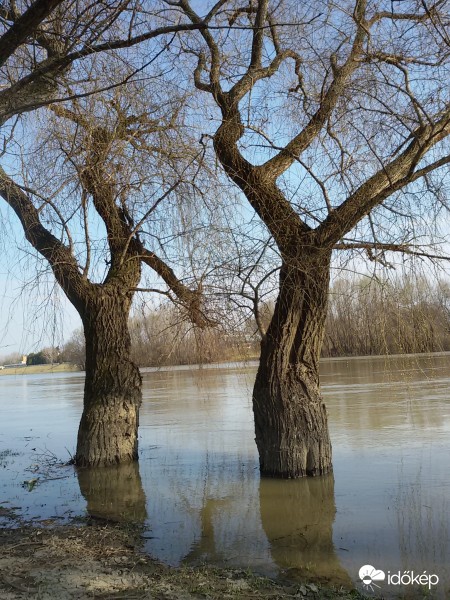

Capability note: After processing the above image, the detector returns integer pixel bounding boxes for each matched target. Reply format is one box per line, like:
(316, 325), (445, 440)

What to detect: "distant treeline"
(128, 313), (249, 367)
(128, 276), (449, 364)
(322, 277), (450, 357)
(16, 275), (448, 370)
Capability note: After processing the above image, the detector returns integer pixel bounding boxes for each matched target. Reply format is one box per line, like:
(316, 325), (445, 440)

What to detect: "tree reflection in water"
(259, 474), (352, 587)
(77, 462), (147, 523)
(183, 496), (232, 565)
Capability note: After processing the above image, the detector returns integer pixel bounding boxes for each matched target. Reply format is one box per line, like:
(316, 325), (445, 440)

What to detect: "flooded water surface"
(1, 353), (449, 598)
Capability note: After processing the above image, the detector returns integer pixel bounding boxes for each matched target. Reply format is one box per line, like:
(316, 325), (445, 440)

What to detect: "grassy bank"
(0, 363), (80, 376)
(0, 518), (370, 600)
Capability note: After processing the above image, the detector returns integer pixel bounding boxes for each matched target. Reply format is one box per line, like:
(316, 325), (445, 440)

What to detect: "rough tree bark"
(49, 101), (210, 467)
(254, 251), (332, 477)
(76, 286), (142, 466)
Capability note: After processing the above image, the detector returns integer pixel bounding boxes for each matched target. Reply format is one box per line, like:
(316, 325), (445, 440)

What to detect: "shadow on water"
(259, 474), (352, 588)
(76, 462), (147, 523)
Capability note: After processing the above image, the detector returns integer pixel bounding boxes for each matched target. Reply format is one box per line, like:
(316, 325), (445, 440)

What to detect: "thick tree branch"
(260, 0), (369, 179)
(0, 21), (206, 124)
(250, 0), (269, 70)
(139, 246), (214, 327)
(49, 102), (214, 326)
(213, 113), (310, 251)
(51, 103), (162, 283)
(316, 114), (450, 246)
(368, 4), (440, 26)
(0, 166), (89, 308)
(177, 0), (223, 97)
(177, 1), (311, 248)
(0, 0), (64, 68)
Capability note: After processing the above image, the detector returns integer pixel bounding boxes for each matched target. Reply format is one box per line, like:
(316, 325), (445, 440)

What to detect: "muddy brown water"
(1, 353), (449, 598)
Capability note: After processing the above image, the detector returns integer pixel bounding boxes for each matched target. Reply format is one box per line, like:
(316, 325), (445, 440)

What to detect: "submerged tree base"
(254, 369), (333, 479)
(258, 435), (333, 479)
(260, 463), (333, 479)
(75, 396), (141, 468)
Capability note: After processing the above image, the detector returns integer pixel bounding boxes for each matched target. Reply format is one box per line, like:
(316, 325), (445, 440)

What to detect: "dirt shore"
(0, 517), (370, 600)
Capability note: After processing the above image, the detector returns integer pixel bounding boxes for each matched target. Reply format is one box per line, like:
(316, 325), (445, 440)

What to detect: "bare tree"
(168, 0), (450, 477)
(0, 1), (210, 466)
(61, 328), (86, 369)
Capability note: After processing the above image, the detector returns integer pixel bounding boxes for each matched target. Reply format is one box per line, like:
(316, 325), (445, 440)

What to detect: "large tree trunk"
(253, 250), (332, 478)
(75, 289), (142, 467)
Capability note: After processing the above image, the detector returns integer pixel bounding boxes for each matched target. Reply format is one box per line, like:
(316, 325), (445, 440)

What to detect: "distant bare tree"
(61, 328), (86, 369)
(0, 351), (22, 365)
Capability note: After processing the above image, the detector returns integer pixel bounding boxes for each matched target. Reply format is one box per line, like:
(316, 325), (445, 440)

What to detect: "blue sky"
(0, 202), (81, 357)
(0, 270), (82, 357)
